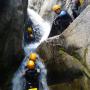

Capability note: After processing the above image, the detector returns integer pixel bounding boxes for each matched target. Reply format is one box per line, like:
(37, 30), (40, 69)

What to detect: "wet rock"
(29, 0), (88, 23)
(0, 0), (27, 90)
(37, 5), (90, 90)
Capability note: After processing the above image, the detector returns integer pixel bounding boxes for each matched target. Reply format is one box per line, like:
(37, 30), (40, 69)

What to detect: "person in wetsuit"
(49, 4), (72, 37)
(24, 53), (49, 90)
(24, 19), (35, 44)
(71, 0), (81, 19)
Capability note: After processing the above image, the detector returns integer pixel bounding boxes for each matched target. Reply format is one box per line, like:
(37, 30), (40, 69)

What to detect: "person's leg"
(72, 9), (78, 18)
(72, 2), (79, 19)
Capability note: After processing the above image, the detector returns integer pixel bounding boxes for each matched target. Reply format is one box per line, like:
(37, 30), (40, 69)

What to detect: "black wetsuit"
(71, 0), (81, 18)
(49, 10), (72, 37)
(24, 69), (39, 90)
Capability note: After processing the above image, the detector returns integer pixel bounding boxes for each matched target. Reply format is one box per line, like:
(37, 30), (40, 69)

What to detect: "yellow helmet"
(79, 0), (84, 5)
(27, 60), (35, 69)
(27, 27), (32, 34)
(29, 53), (37, 61)
(52, 5), (61, 12)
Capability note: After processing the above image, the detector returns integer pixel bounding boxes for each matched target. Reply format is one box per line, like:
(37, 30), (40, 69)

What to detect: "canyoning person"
(49, 4), (72, 37)
(25, 60), (39, 90)
(24, 19), (35, 44)
(24, 53), (49, 90)
(71, 0), (84, 19)
(27, 27), (34, 40)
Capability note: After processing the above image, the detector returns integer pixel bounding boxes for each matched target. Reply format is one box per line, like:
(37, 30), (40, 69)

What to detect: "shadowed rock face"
(37, 5), (90, 90)
(0, 0), (8, 12)
(0, 0), (27, 90)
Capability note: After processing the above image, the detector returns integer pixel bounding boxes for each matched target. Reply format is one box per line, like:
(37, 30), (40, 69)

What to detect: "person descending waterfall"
(13, 6), (50, 90)
(24, 53), (39, 90)
(24, 19), (35, 44)
(23, 53), (49, 90)
(71, 0), (84, 19)
(49, 4), (72, 37)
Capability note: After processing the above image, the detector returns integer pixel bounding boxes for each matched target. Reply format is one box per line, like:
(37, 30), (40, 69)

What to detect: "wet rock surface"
(37, 5), (90, 90)
(0, 0), (90, 90)
(0, 0), (27, 90)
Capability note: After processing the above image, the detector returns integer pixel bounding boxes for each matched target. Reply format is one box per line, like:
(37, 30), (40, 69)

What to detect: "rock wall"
(37, 5), (90, 90)
(0, 0), (27, 90)
(28, 0), (89, 26)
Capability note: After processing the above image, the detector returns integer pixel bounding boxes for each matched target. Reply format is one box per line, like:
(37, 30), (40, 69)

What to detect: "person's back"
(24, 69), (39, 89)
(49, 7), (72, 37)
(57, 10), (72, 29)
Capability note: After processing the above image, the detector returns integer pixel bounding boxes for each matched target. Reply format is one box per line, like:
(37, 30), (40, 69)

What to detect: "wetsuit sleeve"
(49, 15), (62, 37)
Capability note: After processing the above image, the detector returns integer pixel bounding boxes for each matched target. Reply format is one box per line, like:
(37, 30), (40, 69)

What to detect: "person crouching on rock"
(49, 4), (72, 37)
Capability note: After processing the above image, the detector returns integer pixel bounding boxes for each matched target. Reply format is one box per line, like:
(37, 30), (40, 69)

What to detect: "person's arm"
(52, 16), (62, 28)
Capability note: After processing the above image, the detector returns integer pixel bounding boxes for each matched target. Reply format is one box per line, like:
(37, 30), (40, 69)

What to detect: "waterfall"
(12, 1), (51, 90)
(24, 8), (51, 55)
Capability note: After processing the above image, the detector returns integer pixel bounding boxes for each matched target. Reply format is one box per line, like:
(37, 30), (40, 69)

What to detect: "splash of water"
(12, 5), (50, 90)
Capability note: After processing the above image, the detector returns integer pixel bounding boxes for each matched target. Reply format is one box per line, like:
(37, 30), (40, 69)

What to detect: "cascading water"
(12, 1), (51, 90)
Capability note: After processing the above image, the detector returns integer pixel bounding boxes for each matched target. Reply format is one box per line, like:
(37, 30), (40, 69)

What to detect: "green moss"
(59, 49), (65, 55)
(83, 48), (88, 65)
(38, 49), (45, 55)
(59, 47), (66, 52)
(71, 51), (82, 61)
(82, 47), (90, 72)
(59, 47), (82, 61)
(38, 49), (47, 60)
